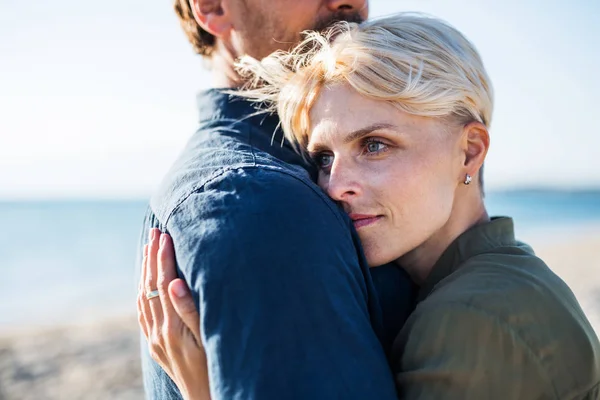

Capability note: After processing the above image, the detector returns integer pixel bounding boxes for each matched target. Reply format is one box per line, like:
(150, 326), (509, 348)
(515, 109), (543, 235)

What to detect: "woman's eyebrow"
(307, 123), (397, 153)
(342, 123), (397, 144)
(307, 142), (329, 154)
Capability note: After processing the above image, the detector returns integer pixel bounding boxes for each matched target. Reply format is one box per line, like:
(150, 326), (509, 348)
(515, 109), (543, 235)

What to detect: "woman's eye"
(365, 140), (387, 154)
(314, 153), (334, 169)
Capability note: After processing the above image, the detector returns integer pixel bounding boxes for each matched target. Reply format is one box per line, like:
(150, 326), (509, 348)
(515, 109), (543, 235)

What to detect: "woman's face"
(308, 84), (465, 266)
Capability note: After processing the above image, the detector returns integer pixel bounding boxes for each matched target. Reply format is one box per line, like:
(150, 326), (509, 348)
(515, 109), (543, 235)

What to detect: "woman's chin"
(364, 250), (395, 268)
(363, 240), (409, 268)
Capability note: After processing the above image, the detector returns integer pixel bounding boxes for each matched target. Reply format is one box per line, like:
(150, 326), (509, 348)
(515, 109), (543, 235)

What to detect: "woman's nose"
(323, 160), (362, 202)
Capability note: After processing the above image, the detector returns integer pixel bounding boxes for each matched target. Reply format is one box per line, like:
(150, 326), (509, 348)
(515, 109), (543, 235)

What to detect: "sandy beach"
(528, 231), (600, 333)
(0, 317), (143, 400)
(1, 230), (599, 400)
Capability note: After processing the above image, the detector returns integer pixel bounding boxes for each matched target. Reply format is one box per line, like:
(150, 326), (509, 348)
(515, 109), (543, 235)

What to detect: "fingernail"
(173, 282), (187, 298)
(160, 233), (167, 246)
(149, 229), (156, 241)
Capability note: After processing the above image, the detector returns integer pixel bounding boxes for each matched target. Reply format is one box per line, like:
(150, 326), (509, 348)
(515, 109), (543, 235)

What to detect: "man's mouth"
(313, 11), (365, 33)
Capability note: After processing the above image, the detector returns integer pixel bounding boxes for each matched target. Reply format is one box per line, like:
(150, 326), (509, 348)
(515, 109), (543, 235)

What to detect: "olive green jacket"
(392, 217), (600, 399)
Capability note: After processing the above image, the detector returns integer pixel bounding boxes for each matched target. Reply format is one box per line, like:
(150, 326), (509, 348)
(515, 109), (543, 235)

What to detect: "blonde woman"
(138, 13), (600, 399)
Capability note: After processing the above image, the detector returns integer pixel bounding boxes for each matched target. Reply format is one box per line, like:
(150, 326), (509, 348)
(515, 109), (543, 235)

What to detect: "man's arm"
(166, 167), (398, 399)
(393, 303), (555, 400)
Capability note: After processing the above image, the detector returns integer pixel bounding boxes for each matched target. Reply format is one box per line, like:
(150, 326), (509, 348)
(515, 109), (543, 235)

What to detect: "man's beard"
(313, 11), (365, 34)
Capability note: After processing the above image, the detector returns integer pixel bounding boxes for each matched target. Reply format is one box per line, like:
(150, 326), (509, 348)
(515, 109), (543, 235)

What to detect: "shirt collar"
(417, 217), (529, 302)
(196, 88), (313, 172)
(196, 88), (281, 141)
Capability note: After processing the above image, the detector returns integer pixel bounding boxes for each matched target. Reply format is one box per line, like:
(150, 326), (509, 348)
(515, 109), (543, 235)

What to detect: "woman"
(138, 13), (600, 399)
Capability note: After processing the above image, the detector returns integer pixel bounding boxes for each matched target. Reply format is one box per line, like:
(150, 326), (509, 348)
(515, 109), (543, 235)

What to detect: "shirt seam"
(579, 380), (600, 399)
(421, 301), (561, 399)
(421, 248), (540, 301)
(163, 165), (348, 231)
(247, 121), (258, 167)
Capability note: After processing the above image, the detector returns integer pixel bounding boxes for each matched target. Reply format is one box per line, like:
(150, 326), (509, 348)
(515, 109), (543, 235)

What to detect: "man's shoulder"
(160, 159), (365, 291)
(151, 121), (322, 225)
(173, 164), (342, 222)
(154, 154), (350, 242)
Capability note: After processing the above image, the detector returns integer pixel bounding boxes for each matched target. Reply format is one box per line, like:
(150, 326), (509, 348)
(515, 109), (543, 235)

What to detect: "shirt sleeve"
(392, 302), (556, 400)
(166, 167), (398, 400)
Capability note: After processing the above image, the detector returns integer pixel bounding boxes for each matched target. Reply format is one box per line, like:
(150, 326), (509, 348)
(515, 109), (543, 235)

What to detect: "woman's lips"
(348, 213), (383, 229)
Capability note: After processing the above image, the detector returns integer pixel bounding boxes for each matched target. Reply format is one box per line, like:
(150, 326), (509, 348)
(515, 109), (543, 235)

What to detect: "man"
(138, 0), (413, 399)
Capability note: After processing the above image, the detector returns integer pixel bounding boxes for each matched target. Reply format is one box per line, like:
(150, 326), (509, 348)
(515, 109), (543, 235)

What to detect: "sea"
(1, 189), (600, 330)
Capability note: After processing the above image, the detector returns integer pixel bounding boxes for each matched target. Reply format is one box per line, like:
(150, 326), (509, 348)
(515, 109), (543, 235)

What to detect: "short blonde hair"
(237, 13), (494, 150)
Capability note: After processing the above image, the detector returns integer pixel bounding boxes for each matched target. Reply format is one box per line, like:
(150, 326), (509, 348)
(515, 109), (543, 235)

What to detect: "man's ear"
(460, 121), (490, 180)
(189, 0), (232, 37)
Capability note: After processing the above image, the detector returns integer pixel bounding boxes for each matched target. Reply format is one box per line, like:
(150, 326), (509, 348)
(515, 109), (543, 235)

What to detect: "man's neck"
(210, 41), (244, 88)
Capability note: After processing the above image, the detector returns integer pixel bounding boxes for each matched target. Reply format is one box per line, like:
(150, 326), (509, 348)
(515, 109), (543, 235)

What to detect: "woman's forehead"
(309, 85), (396, 131)
(307, 106), (452, 152)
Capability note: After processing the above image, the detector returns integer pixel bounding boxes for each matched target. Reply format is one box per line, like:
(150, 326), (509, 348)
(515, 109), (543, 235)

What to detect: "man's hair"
(237, 13), (494, 188)
(174, 0), (216, 56)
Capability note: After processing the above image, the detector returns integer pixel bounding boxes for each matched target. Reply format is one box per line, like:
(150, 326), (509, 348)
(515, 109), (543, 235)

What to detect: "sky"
(1, 0), (599, 199)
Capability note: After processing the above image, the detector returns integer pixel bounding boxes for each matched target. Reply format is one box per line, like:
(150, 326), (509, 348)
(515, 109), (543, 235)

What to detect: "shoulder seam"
(580, 380), (600, 399)
(420, 301), (561, 399)
(163, 165), (348, 230)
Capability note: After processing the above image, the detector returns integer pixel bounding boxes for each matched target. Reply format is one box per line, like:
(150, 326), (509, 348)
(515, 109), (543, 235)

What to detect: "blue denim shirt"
(139, 89), (413, 399)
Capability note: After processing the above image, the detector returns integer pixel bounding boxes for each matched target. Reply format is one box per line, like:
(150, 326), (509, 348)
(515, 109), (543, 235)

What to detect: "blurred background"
(1, 0), (599, 398)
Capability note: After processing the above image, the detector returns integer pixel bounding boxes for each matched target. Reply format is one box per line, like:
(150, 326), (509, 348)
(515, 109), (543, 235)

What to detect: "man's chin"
(313, 11), (365, 34)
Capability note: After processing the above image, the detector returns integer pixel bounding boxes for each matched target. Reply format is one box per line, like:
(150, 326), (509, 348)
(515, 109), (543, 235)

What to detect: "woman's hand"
(137, 228), (211, 400)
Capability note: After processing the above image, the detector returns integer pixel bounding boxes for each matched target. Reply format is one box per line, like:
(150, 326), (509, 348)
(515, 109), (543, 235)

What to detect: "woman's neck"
(396, 192), (490, 285)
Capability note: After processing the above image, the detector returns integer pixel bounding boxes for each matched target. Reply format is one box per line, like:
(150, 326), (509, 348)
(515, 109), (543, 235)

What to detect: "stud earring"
(464, 174), (472, 185)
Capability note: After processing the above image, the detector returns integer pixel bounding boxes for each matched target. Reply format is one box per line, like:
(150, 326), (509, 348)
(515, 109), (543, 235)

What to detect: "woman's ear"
(460, 121), (490, 179)
(189, 0), (232, 37)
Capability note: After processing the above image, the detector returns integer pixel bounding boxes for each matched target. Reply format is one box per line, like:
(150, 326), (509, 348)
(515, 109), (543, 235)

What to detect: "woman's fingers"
(137, 244), (150, 339)
(157, 233), (178, 319)
(169, 278), (202, 346)
(146, 228), (164, 327)
(139, 233), (209, 399)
